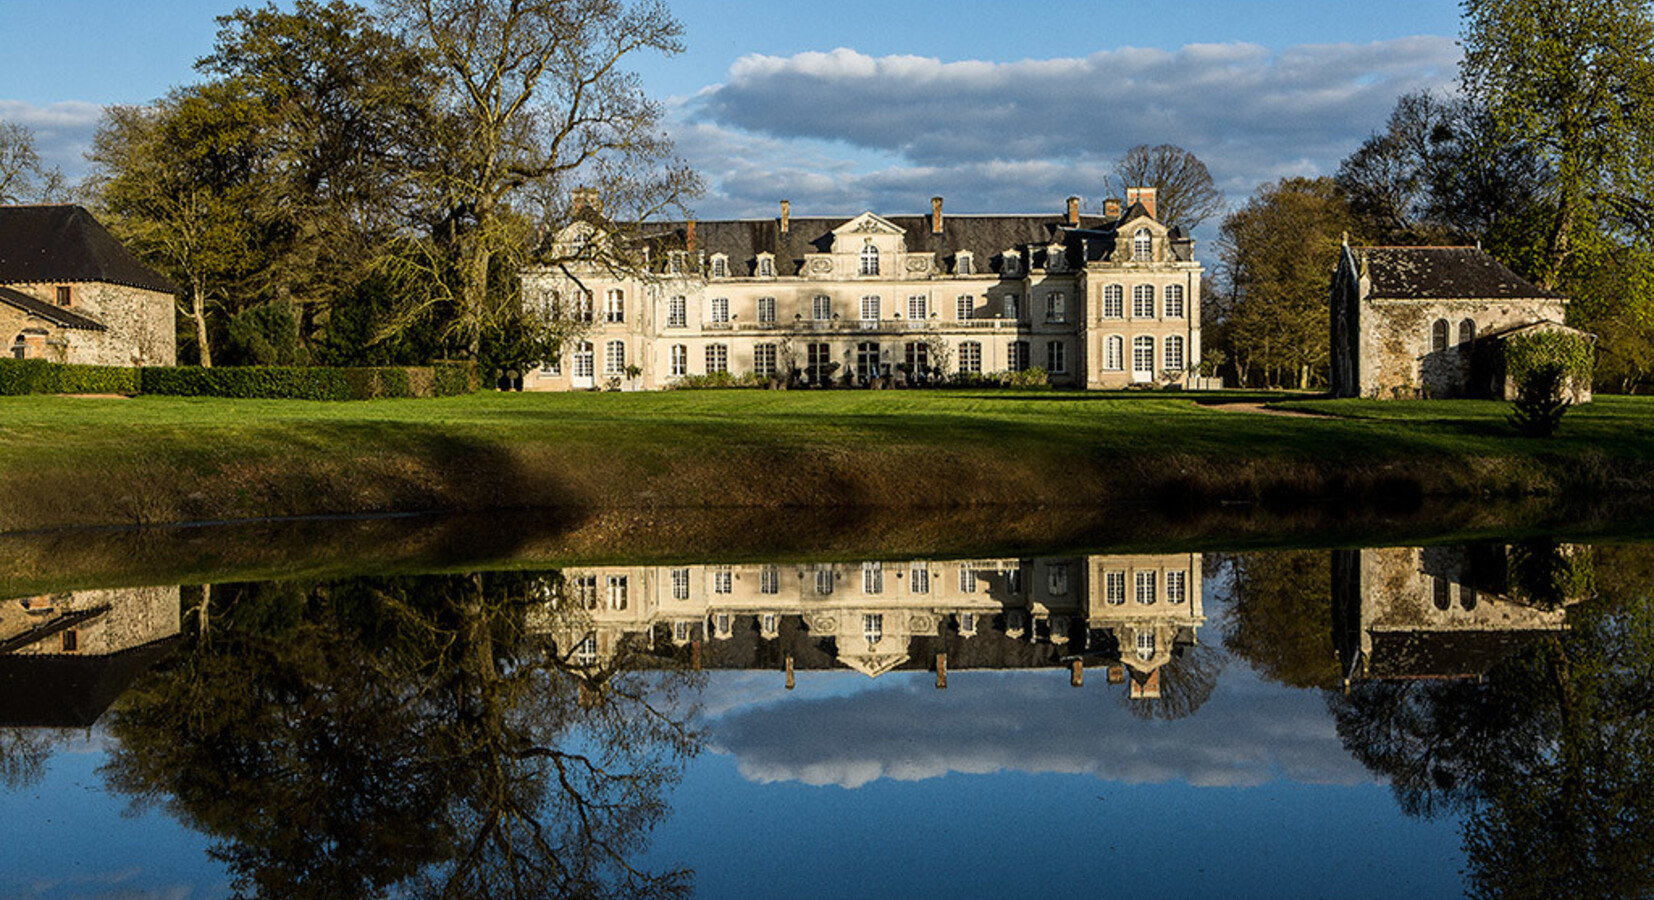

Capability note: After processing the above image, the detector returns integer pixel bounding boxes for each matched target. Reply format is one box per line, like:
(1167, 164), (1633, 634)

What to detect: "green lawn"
(4, 388), (1654, 531)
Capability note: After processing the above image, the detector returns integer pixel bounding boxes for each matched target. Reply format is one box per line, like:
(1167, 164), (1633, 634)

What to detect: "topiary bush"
(1509, 363), (1570, 437)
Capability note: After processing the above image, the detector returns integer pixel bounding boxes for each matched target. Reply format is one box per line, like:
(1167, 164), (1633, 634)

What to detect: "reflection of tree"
(1332, 552), (1654, 898)
(1217, 551), (1341, 689)
(1124, 639), (1223, 721)
(102, 572), (700, 899)
(0, 727), (74, 790)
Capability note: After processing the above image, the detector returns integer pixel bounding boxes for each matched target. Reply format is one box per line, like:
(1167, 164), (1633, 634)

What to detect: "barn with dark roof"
(0, 205), (177, 366)
(1330, 243), (1588, 400)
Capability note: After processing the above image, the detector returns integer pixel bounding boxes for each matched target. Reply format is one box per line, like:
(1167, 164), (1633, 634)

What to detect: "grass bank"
(3, 390), (1654, 533)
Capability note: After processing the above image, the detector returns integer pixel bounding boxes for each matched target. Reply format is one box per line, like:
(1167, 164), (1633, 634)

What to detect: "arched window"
(1132, 284), (1155, 318)
(10, 334), (25, 360)
(1132, 335), (1155, 373)
(1164, 283), (1185, 318)
(1133, 228), (1153, 261)
(1459, 318), (1476, 347)
(859, 243), (880, 276)
(1102, 285), (1123, 319)
(1104, 335), (1124, 371)
(1431, 319), (1449, 353)
(1433, 576), (1451, 611)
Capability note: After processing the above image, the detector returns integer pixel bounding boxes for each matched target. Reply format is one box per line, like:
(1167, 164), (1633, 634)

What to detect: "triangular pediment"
(839, 651), (910, 678)
(833, 212), (906, 237)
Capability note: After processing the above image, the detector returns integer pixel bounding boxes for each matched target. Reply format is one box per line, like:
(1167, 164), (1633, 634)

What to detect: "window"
(667, 251), (684, 274)
(1135, 570), (1157, 604)
(61, 629), (77, 652)
(712, 566), (732, 594)
(1132, 284), (1155, 318)
(959, 341), (982, 374)
(1164, 335), (1185, 371)
(55, 286), (71, 307)
(1136, 630), (1156, 660)
(1009, 340), (1030, 372)
(807, 342), (832, 381)
(1105, 335), (1124, 371)
(910, 564), (930, 594)
(671, 567), (690, 600)
(606, 575), (628, 610)
(706, 343), (728, 373)
(957, 295), (975, 320)
(1003, 253), (1021, 276)
(710, 297), (730, 324)
(711, 256), (727, 278)
(956, 252), (973, 275)
(1434, 576), (1451, 611)
(604, 340), (626, 375)
(1048, 563), (1069, 596)
(575, 291), (594, 322)
(812, 295), (832, 320)
(1133, 336), (1154, 373)
(1046, 341), (1067, 374)
(1133, 228), (1153, 261)
(539, 354), (561, 376)
(1046, 245), (1065, 271)
(908, 294), (929, 320)
(1431, 319), (1449, 352)
(673, 621), (691, 643)
(755, 343), (778, 377)
(860, 295), (881, 322)
(863, 613), (883, 645)
(904, 341), (929, 375)
(958, 568), (978, 593)
(1106, 571), (1126, 604)
(1459, 318), (1476, 346)
(574, 575), (598, 609)
(862, 561), (883, 594)
(1461, 586), (1478, 611)
(604, 289), (625, 323)
(1166, 570), (1187, 604)
(856, 342), (881, 381)
(761, 613), (779, 636)
(1003, 294), (1019, 319)
(667, 296), (686, 328)
(1046, 292), (1066, 323)
(959, 612), (978, 635)
(1102, 285), (1124, 318)
(1005, 568), (1022, 593)
(815, 567), (835, 595)
(670, 344), (687, 377)
(575, 634), (598, 665)
(757, 254), (775, 277)
(760, 565), (780, 595)
(757, 296), (776, 323)
(573, 342), (594, 378)
(1164, 283), (1185, 318)
(860, 244), (880, 276)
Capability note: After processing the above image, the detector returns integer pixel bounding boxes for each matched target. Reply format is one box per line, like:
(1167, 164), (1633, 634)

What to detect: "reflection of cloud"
(704, 668), (1369, 789)
(22, 866), (198, 900)
(679, 38), (1459, 218)
(0, 100), (105, 182)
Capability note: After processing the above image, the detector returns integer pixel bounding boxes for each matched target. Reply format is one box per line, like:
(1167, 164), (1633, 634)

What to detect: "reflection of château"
(0, 587), (181, 727)
(536, 555), (1203, 697)
(1333, 547), (1578, 686)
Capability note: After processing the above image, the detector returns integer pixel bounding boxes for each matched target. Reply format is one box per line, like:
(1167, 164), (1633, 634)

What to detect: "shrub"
(1506, 329), (1594, 387)
(668, 371), (764, 390)
(1509, 364), (1569, 437)
(0, 358), (140, 395)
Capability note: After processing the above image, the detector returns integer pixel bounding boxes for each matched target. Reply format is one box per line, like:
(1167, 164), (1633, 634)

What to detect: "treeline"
(1204, 0), (1654, 392)
(77, 0), (696, 373)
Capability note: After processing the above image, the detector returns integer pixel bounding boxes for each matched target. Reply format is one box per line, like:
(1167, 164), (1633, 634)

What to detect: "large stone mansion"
(521, 189), (1202, 390)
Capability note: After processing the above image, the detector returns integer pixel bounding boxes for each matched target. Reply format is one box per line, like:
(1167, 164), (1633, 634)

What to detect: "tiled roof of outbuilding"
(1355, 246), (1560, 301)
(0, 205), (179, 294)
(0, 285), (107, 331)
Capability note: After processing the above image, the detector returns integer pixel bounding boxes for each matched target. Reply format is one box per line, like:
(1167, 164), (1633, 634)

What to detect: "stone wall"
(1359, 298), (1569, 399)
(4, 281), (176, 366)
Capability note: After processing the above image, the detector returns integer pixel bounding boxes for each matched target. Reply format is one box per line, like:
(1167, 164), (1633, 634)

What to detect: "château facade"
(521, 189), (1201, 390)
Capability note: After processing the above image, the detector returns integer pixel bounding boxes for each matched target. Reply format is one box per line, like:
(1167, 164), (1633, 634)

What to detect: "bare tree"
(0, 120), (65, 205)
(1112, 144), (1225, 231)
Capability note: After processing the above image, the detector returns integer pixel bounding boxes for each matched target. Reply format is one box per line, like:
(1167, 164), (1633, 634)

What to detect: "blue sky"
(3, 0), (1466, 219)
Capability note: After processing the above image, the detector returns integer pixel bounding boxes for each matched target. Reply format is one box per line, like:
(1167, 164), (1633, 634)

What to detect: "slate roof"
(0, 637), (179, 728)
(0, 285), (107, 331)
(1355, 246), (1560, 301)
(0, 205), (179, 294)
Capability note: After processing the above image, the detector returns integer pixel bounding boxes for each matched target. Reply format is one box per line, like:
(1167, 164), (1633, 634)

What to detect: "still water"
(0, 521), (1644, 898)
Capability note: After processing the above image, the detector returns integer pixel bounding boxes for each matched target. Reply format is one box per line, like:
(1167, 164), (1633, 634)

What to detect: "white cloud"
(0, 99), (106, 182)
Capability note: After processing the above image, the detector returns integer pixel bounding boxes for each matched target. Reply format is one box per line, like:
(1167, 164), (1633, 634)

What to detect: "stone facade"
(521, 190), (1201, 390)
(1331, 244), (1578, 399)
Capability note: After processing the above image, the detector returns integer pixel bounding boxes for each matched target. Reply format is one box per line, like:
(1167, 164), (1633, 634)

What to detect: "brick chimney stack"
(572, 186), (600, 214)
(1126, 187), (1158, 220)
(1066, 196), (1080, 226)
(1105, 197), (1122, 219)
(932, 196), (944, 235)
(780, 199), (790, 234)
(686, 219), (696, 253)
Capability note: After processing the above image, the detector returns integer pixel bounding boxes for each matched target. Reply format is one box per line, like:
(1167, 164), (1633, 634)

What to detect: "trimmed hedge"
(0, 358), (140, 395)
(0, 359), (476, 399)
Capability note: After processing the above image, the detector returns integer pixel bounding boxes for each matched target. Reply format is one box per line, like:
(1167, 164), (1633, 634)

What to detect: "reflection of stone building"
(521, 189), (1202, 390)
(535, 555), (1203, 695)
(1332, 547), (1576, 684)
(0, 587), (181, 727)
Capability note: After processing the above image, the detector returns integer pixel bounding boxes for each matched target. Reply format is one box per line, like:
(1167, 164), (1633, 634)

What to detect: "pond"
(0, 510), (1648, 898)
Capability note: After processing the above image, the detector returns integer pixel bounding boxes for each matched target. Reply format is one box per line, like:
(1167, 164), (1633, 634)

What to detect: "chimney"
(932, 196), (944, 235)
(686, 219), (697, 253)
(571, 186), (600, 215)
(780, 199), (790, 234)
(1105, 197), (1122, 219)
(1126, 186), (1158, 220)
(1066, 196), (1080, 227)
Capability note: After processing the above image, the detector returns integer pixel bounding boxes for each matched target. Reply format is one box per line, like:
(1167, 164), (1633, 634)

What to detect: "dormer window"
(1047, 245), (1065, 272)
(711, 255), (728, 278)
(1003, 252), (1021, 276)
(757, 253), (775, 278)
(1133, 228), (1153, 262)
(859, 243), (880, 276)
(956, 252), (973, 276)
(668, 251), (685, 274)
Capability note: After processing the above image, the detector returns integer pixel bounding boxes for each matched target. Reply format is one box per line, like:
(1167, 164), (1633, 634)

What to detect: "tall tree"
(1112, 143), (1225, 231)
(0, 120), (65, 204)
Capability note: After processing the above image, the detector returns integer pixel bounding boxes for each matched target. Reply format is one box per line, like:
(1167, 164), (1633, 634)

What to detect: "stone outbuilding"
(0, 204), (177, 366)
(1330, 243), (1589, 400)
